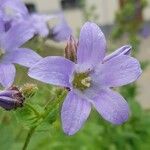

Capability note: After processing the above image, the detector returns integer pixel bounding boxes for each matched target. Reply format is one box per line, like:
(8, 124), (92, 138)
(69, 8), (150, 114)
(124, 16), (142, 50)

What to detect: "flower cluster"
(0, 0), (142, 136)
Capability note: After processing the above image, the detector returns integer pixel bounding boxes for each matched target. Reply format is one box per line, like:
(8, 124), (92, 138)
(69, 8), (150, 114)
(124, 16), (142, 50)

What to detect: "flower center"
(72, 72), (91, 91)
(0, 49), (4, 59)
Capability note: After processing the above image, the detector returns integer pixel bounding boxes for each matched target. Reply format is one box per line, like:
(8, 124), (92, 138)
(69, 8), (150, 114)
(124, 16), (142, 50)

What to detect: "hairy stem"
(22, 127), (36, 150)
(22, 89), (67, 150)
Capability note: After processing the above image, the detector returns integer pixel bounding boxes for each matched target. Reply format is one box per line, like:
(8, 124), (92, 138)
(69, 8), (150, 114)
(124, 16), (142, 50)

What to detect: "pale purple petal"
(0, 18), (4, 33)
(61, 91), (91, 135)
(30, 14), (55, 37)
(92, 89), (130, 124)
(51, 17), (72, 42)
(0, 0), (29, 18)
(104, 45), (131, 62)
(3, 48), (42, 67)
(28, 56), (75, 87)
(0, 63), (15, 88)
(1, 21), (34, 51)
(92, 55), (142, 87)
(77, 22), (106, 66)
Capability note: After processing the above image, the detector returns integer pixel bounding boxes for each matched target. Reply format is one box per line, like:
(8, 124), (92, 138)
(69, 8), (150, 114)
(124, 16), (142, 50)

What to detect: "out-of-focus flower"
(0, 0), (72, 41)
(29, 13), (55, 37)
(29, 13), (72, 41)
(0, 86), (25, 110)
(0, 0), (28, 18)
(49, 15), (72, 42)
(0, 0), (29, 31)
(0, 19), (42, 88)
(139, 24), (150, 38)
(28, 22), (142, 135)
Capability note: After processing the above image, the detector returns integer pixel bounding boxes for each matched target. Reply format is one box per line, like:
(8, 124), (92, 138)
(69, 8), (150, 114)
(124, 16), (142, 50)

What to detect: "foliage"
(112, 0), (148, 52)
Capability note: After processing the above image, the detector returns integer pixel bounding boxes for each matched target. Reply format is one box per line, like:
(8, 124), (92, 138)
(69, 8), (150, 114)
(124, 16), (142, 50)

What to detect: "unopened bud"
(0, 87), (25, 111)
(21, 83), (38, 98)
(65, 36), (77, 63)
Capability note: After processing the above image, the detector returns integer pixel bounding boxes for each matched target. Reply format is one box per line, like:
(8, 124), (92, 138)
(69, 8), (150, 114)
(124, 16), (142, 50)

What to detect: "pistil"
(73, 72), (92, 91)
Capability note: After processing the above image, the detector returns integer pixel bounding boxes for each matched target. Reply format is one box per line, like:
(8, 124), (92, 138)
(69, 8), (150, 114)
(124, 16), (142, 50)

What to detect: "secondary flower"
(0, 86), (24, 110)
(0, 0), (29, 31)
(29, 13), (56, 38)
(49, 15), (72, 42)
(0, 0), (72, 41)
(28, 22), (142, 135)
(0, 19), (42, 88)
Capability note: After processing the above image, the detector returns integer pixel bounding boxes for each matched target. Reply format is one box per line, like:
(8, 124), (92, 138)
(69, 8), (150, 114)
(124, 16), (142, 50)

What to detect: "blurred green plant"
(111, 0), (148, 52)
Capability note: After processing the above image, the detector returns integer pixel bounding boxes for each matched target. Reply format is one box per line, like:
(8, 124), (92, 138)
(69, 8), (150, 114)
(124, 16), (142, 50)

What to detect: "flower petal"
(0, 63), (16, 88)
(30, 14), (54, 37)
(92, 89), (130, 124)
(77, 22), (106, 66)
(51, 16), (72, 42)
(104, 45), (131, 62)
(0, 0), (28, 17)
(92, 55), (142, 88)
(2, 21), (34, 51)
(3, 48), (42, 67)
(0, 18), (5, 33)
(28, 56), (75, 87)
(61, 91), (91, 135)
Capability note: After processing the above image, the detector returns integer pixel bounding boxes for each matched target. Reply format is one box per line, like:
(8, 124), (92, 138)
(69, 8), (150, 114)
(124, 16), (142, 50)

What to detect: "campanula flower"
(0, 86), (24, 110)
(0, 19), (42, 88)
(0, 0), (29, 31)
(28, 22), (142, 135)
(49, 15), (72, 42)
(29, 13), (56, 38)
(0, 0), (72, 41)
(29, 13), (72, 41)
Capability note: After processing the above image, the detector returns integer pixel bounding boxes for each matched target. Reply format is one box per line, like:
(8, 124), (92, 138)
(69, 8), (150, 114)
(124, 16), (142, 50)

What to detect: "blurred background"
(1, 0), (150, 150)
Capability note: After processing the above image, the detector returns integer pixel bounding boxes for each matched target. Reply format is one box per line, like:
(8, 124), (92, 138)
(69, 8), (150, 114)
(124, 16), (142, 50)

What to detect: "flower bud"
(0, 87), (25, 110)
(21, 83), (38, 98)
(65, 36), (77, 63)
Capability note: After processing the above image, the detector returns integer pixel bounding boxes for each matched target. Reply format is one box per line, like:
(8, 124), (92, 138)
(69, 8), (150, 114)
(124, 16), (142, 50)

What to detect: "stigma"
(72, 72), (92, 91)
(0, 49), (5, 57)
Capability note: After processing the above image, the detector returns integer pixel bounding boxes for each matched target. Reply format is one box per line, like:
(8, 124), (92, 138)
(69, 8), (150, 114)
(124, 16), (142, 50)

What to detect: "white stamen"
(0, 49), (5, 56)
(81, 77), (91, 87)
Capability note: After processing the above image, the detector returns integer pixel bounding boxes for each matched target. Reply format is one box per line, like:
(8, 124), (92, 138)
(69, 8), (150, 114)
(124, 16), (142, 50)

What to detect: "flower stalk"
(21, 89), (67, 150)
(22, 127), (36, 150)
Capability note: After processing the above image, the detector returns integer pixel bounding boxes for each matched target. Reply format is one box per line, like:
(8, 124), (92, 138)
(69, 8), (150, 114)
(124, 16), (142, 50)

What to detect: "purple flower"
(29, 13), (55, 37)
(0, 19), (42, 88)
(28, 13), (72, 41)
(0, 0), (29, 31)
(49, 15), (72, 42)
(0, 86), (24, 110)
(0, 0), (28, 21)
(28, 22), (142, 135)
(139, 24), (150, 38)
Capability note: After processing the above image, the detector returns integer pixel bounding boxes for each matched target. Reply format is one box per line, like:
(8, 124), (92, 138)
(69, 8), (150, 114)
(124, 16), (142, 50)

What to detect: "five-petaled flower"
(28, 22), (142, 135)
(0, 18), (42, 88)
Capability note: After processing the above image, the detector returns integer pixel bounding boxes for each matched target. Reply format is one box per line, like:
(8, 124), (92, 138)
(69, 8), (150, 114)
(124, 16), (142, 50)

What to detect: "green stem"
(22, 89), (67, 150)
(22, 127), (36, 150)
